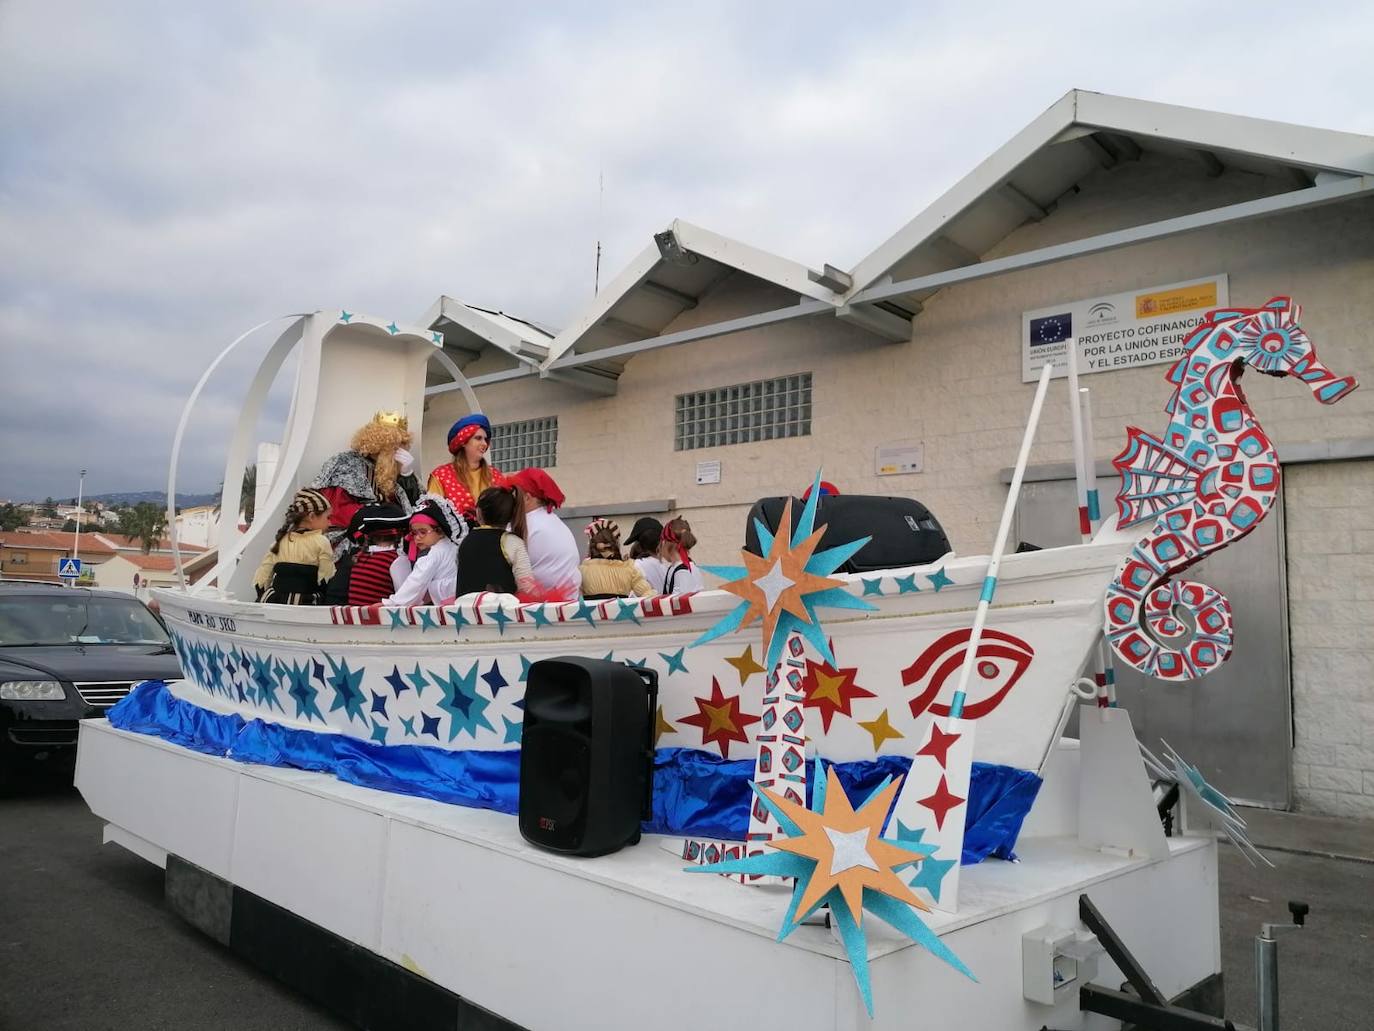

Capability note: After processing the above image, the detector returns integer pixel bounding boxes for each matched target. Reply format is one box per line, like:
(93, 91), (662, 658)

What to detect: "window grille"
(491, 416), (558, 469)
(675, 373), (812, 451)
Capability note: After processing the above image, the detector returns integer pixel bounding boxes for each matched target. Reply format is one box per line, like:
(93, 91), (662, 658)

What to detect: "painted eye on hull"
(902, 628), (1035, 721)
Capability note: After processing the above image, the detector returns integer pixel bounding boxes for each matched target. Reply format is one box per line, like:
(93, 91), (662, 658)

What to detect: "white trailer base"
(76, 719), (1221, 1031)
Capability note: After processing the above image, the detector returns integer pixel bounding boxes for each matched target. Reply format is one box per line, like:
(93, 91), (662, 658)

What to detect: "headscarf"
(447, 413), (492, 456)
(508, 468), (566, 511)
(661, 520), (692, 569)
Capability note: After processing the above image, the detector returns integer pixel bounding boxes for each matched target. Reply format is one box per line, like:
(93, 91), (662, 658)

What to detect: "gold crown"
(373, 410), (408, 429)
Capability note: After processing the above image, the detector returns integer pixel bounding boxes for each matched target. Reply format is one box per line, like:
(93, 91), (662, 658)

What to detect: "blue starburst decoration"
(417, 608), (438, 632)
(324, 654), (368, 726)
(370, 719), (388, 744)
(693, 471), (877, 668)
(527, 605), (554, 629)
(861, 577), (885, 596)
(687, 759), (973, 1016)
(400, 715), (417, 738)
(488, 606), (512, 635)
(420, 712), (441, 739)
(405, 664), (428, 696)
(614, 599), (641, 624)
(384, 665), (408, 696)
(386, 607), (407, 629)
(370, 690), (389, 717)
(502, 715), (523, 744)
(430, 663), (494, 741)
(894, 573), (920, 594)
(285, 659), (323, 722)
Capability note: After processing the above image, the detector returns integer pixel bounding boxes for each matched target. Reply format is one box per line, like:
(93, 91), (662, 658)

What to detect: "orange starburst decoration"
(761, 765), (927, 925)
(718, 499), (844, 656)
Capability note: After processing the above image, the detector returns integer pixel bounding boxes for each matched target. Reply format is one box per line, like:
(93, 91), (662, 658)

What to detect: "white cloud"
(1, 0), (1369, 499)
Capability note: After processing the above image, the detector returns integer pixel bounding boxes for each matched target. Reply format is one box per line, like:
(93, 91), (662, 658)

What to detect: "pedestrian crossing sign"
(58, 557), (82, 579)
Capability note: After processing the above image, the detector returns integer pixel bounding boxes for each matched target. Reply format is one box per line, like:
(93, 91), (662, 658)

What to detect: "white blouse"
(635, 555), (705, 595)
(383, 538), (457, 607)
(525, 507), (582, 596)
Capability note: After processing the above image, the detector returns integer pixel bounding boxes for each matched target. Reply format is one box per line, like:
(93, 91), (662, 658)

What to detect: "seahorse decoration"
(1105, 297), (1358, 681)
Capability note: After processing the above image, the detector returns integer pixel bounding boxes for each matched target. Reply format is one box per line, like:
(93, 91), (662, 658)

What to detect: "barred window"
(675, 373), (812, 451)
(491, 416), (558, 469)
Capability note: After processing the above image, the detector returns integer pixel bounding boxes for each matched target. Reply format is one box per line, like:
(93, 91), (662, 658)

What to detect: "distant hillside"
(77, 490), (222, 509)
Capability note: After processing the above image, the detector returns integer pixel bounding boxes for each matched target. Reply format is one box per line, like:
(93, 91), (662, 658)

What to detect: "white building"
(416, 90), (1374, 819)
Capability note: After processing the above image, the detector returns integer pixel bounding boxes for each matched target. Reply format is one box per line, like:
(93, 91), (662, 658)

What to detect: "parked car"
(0, 583), (183, 781)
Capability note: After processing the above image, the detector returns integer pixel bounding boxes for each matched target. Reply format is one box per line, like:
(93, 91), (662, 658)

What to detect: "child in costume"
(637, 516), (704, 595)
(382, 495), (467, 607)
(456, 486), (538, 598)
(254, 489), (335, 605)
(578, 518), (655, 599)
(507, 468), (581, 601)
(324, 505), (413, 606)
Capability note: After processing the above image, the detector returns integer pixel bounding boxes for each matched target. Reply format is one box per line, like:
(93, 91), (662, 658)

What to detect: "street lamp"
(73, 469), (86, 566)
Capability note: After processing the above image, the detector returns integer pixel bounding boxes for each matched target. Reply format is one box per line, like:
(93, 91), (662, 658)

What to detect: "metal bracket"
(1077, 893), (1237, 1030)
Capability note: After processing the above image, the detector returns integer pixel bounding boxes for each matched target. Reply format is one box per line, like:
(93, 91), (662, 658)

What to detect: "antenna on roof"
(594, 166), (604, 296)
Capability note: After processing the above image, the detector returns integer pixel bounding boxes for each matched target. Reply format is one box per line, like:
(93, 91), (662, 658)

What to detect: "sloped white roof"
(419, 295), (555, 369)
(542, 219), (845, 368)
(846, 89), (1374, 305)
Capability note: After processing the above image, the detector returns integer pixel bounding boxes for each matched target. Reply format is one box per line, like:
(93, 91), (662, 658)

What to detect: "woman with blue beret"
(426, 413), (507, 521)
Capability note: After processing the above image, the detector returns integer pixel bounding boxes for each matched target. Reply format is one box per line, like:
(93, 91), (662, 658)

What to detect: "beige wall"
(426, 152), (1374, 567)
(423, 150), (1374, 817)
(1285, 459), (1374, 818)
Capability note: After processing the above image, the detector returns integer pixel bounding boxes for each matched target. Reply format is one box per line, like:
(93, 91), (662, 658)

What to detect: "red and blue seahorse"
(1104, 297), (1358, 681)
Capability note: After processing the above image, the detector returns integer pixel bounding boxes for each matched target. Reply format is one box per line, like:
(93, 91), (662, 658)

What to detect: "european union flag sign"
(1029, 312), (1072, 346)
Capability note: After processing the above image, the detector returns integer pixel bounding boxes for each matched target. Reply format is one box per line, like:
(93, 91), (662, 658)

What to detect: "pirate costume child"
(254, 489), (335, 605)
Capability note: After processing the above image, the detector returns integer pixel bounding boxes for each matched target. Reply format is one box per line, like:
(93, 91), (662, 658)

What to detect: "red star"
(916, 724), (962, 769)
(801, 653), (875, 733)
(679, 677), (761, 759)
(917, 775), (965, 831)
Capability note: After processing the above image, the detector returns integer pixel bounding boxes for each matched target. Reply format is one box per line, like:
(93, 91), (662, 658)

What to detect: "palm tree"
(240, 465), (257, 526)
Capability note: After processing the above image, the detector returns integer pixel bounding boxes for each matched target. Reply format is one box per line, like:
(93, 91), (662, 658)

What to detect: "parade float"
(74, 298), (1355, 1029)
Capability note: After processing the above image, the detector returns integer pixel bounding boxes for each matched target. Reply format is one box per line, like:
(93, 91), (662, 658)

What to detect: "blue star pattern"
(417, 608), (438, 632)
(285, 659), (323, 722)
(324, 654), (368, 726)
(527, 605), (553, 629)
(400, 715), (417, 738)
(370, 690), (389, 717)
(386, 607), (408, 629)
(386, 321), (400, 335)
(570, 599), (598, 627)
(488, 607), (511, 635)
(926, 567), (954, 592)
(420, 712), (441, 739)
(861, 578), (885, 596)
(614, 599), (641, 624)
(518, 656), (533, 683)
(370, 719), (388, 744)
(431, 663), (494, 741)
(339, 310), (353, 322)
(502, 715), (523, 744)
(659, 648), (689, 675)
(405, 664), (428, 696)
(894, 574), (920, 595)
(481, 661), (509, 697)
(385, 666), (409, 696)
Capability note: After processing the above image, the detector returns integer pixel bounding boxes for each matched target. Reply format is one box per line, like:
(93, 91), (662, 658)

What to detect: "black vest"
(457, 527), (517, 595)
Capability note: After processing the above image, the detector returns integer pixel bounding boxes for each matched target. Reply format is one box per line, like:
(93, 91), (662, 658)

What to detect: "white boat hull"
(152, 539), (1132, 774)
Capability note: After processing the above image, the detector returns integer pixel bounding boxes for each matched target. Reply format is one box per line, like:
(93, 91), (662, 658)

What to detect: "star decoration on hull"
(800, 649), (875, 733)
(430, 663), (494, 741)
(724, 644), (767, 685)
(694, 474), (876, 668)
(324, 655), (367, 726)
(678, 677), (760, 759)
(687, 761), (974, 1016)
(857, 708), (904, 751)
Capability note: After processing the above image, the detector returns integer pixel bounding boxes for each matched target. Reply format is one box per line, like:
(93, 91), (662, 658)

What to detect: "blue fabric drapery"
(109, 681), (1040, 863)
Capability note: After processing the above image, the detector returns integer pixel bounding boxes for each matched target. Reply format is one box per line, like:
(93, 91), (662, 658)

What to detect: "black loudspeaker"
(519, 657), (658, 857)
(743, 494), (951, 573)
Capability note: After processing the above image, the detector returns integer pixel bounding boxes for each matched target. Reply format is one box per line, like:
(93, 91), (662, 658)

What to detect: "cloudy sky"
(2, 0), (1370, 502)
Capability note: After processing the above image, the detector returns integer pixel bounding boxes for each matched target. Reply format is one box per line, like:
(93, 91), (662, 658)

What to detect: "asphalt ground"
(2, 771), (1371, 1030)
